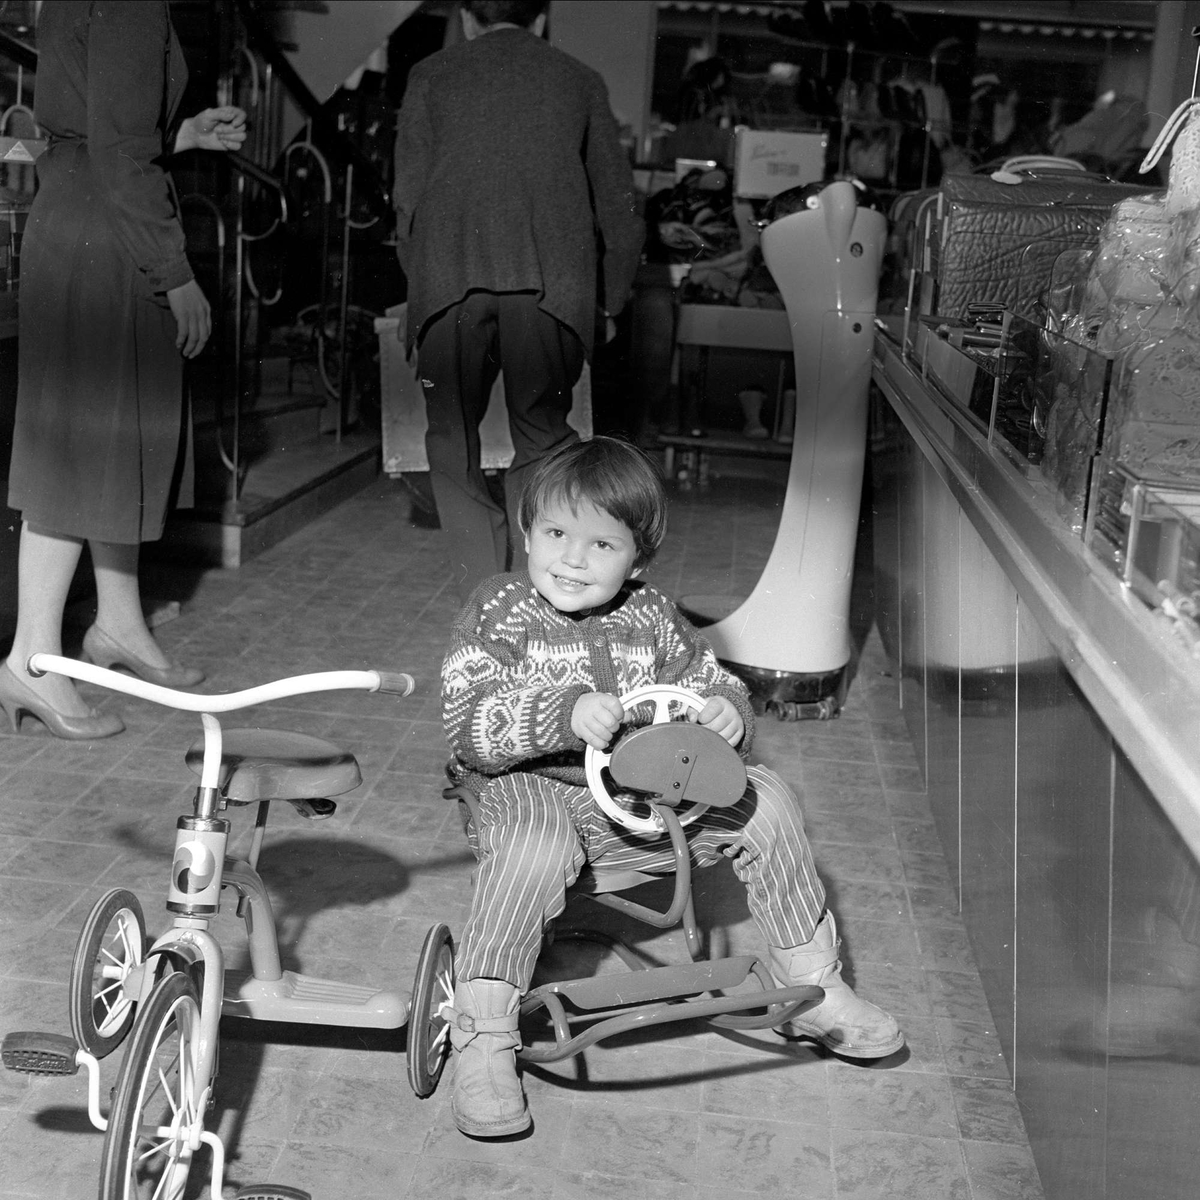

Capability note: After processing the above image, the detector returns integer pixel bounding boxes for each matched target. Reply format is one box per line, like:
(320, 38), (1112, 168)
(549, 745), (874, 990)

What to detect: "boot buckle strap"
(444, 1007), (520, 1035)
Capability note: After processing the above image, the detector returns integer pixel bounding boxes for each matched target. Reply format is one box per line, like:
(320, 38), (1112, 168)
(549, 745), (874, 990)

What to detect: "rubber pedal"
(233, 1187), (312, 1200)
(285, 797), (337, 820)
(1, 1031), (80, 1076)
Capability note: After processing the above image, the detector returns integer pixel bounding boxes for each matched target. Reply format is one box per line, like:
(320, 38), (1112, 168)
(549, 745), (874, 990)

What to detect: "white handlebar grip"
(376, 671), (416, 697)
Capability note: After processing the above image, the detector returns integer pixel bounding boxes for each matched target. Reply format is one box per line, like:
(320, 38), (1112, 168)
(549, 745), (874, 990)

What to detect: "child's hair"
(519, 437), (668, 569)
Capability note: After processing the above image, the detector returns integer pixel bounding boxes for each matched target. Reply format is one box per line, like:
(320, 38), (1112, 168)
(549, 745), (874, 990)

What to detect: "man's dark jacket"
(392, 26), (644, 359)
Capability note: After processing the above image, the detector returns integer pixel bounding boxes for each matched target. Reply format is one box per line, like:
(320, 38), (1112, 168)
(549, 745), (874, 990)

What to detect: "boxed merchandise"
(1048, 126), (1200, 505)
(1079, 99), (1200, 649)
(1034, 322), (1115, 530)
(731, 128), (827, 200)
(1014, 104), (1200, 533)
(1088, 463), (1200, 651)
(1104, 315), (1200, 481)
(914, 303), (1115, 529)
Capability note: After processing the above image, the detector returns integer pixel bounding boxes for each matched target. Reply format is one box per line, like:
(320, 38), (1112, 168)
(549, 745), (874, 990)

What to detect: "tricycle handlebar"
(27, 654), (415, 712)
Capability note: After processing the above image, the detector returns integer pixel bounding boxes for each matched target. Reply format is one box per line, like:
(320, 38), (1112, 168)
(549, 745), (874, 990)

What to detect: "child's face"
(524, 495), (640, 614)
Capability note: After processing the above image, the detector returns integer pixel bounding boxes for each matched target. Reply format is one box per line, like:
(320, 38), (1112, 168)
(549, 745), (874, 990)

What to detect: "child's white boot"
(769, 912), (905, 1059)
(447, 978), (531, 1137)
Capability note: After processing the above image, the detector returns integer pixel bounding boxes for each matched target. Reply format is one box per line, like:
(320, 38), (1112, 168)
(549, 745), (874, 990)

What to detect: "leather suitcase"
(887, 172), (1152, 322)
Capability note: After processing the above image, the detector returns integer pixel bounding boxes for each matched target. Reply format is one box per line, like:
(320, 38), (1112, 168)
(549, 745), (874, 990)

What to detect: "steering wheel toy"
(584, 684), (747, 834)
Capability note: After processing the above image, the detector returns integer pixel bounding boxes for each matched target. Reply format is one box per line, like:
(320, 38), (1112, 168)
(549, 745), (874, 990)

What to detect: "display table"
(659, 303), (793, 476)
(657, 431), (791, 482)
(874, 333), (1200, 849)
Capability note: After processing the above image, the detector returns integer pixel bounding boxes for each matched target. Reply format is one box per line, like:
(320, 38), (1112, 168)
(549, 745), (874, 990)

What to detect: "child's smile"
(524, 496), (641, 614)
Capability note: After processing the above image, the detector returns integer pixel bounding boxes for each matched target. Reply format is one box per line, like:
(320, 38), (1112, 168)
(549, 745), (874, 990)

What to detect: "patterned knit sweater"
(442, 573), (755, 797)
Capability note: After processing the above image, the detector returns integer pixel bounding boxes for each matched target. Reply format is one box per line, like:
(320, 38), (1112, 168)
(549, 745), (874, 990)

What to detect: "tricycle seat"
(573, 865), (666, 896)
(185, 729), (361, 804)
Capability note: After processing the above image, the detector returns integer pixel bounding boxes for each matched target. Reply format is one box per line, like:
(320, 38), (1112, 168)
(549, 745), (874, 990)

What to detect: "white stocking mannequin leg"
(700, 181), (887, 715)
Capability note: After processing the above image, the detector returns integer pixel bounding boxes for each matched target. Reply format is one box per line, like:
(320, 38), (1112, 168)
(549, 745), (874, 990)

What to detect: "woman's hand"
(174, 106), (248, 154)
(573, 692), (625, 750)
(692, 695), (744, 747)
(166, 279), (212, 358)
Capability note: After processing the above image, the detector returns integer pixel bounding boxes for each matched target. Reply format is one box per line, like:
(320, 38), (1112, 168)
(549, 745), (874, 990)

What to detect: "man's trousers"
(417, 291), (585, 601)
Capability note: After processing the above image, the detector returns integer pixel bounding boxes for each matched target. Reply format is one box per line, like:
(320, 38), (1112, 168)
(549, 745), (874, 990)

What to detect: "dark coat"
(8, 0), (190, 543)
(392, 26), (644, 359)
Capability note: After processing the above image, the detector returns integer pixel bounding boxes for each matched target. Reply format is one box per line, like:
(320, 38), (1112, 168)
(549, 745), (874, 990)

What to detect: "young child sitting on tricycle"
(439, 436), (904, 1138)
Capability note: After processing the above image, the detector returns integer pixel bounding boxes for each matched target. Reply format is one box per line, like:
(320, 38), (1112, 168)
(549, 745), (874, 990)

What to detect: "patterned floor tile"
(0, 473), (1043, 1200)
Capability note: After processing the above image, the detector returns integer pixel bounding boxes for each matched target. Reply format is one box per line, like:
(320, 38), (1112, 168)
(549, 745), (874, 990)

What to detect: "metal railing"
(0, 22), (41, 312)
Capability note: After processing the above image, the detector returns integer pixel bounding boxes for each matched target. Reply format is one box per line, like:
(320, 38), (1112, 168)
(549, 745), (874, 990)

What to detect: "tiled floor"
(0, 465), (1044, 1199)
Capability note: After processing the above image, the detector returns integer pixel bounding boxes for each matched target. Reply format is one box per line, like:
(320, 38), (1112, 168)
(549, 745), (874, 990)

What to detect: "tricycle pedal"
(1, 1031), (80, 1075)
(284, 797), (337, 820)
(233, 1186), (312, 1200)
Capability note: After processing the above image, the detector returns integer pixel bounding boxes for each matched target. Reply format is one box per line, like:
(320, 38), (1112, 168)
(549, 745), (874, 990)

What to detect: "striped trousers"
(457, 765), (827, 988)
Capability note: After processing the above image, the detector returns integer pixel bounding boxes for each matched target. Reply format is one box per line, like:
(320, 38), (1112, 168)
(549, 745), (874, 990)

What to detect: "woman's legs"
(90, 540), (170, 670)
(4, 526), (169, 712)
(4, 522), (89, 715)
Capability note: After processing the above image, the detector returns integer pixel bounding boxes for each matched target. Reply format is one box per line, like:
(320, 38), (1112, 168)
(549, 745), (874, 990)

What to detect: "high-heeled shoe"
(82, 625), (205, 689)
(0, 662), (125, 740)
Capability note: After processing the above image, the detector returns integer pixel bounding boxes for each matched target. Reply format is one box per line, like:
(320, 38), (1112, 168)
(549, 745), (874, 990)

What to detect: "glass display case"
(905, 302), (1114, 532)
(1087, 462), (1200, 653)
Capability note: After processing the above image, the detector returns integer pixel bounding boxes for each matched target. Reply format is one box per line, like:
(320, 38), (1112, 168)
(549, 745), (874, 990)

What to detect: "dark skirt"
(8, 140), (184, 544)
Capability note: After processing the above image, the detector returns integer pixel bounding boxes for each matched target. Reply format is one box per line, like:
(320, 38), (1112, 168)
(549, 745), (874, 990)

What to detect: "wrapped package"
(1166, 204), (1200, 307)
(1090, 194), (1173, 309)
(1038, 99), (1200, 520)
(1101, 103), (1200, 482)
(1108, 316), (1200, 482)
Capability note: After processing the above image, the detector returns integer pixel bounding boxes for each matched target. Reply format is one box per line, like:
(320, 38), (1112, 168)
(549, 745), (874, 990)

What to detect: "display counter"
(871, 327), (1200, 1200)
(873, 330), (1200, 857)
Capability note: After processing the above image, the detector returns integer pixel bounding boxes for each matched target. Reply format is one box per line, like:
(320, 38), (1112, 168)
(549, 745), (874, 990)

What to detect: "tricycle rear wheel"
(69, 888), (146, 1058)
(407, 923), (455, 1098)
